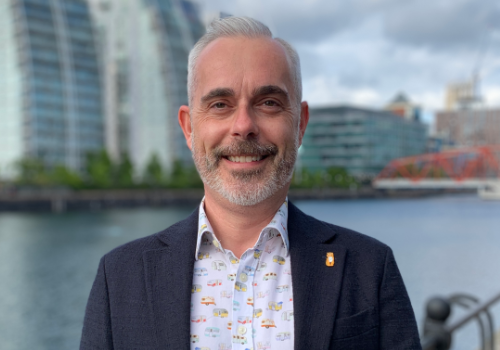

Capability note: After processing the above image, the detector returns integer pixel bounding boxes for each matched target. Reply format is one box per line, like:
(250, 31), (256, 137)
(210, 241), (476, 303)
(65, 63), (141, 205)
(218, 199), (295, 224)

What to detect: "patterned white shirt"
(190, 199), (294, 350)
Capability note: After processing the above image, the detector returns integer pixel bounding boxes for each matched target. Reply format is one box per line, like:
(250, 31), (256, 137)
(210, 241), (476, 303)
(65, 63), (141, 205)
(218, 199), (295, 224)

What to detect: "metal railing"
(421, 292), (500, 350)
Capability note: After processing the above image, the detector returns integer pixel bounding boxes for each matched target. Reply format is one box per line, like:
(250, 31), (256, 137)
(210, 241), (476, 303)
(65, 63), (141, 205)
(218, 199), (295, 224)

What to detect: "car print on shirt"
(227, 273), (236, 281)
(194, 267), (208, 276)
(192, 284), (202, 293)
(200, 296), (215, 306)
(198, 252), (210, 260)
(233, 300), (240, 311)
(261, 319), (276, 329)
(254, 249), (263, 259)
(219, 343), (231, 350)
(264, 244), (276, 254)
(257, 261), (267, 271)
(247, 297), (253, 306)
(232, 335), (247, 344)
(273, 255), (285, 265)
(276, 332), (291, 341)
(276, 285), (289, 293)
(268, 301), (283, 311)
(220, 290), (232, 298)
(235, 281), (247, 292)
(212, 260), (226, 271)
(230, 256), (239, 264)
(263, 272), (277, 281)
(198, 224), (207, 235)
(227, 321), (232, 330)
(204, 327), (220, 337)
(283, 268), (291, 275)
(191, 315), (207, 323)
(190, 334), (200, 343)
(253, 308), (263, 318)
(237, 316), (252, 324)
(213, 308), (228, 318)
(194, 347), (210, 350)
(257, 341), (271, 349)
(207, 279), (222, 287)
(244, 265), (255, 276)
(281, 310), (294, 321)
(256, 290), (269, 299)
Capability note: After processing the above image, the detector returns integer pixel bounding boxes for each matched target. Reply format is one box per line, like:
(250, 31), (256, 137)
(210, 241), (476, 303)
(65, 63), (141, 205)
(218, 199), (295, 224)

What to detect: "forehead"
(194, 36), (293, 100)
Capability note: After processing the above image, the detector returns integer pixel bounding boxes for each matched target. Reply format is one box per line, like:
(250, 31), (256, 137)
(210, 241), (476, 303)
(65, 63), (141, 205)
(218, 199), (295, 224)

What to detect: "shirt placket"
(230, 242), (264, 350)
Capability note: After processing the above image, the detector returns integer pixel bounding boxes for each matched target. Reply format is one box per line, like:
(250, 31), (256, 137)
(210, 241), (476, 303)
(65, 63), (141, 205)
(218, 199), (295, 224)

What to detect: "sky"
(199, 0), (500, 125)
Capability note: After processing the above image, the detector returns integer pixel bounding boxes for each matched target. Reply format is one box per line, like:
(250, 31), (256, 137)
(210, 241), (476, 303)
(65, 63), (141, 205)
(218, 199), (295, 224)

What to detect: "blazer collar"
(288, 201), (346, 350)
(143, 208), (199, 350)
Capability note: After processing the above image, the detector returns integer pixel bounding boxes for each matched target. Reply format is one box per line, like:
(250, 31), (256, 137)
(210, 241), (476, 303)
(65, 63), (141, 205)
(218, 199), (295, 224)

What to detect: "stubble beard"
(191, 134), (298, 206)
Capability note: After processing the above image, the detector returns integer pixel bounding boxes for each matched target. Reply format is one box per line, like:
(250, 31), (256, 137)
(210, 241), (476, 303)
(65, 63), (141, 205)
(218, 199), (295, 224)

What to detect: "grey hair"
(187, 16), (302, 108)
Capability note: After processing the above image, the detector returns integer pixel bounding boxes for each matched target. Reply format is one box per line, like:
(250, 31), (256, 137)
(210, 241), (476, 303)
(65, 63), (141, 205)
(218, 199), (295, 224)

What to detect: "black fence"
(421, 292), (500, 350)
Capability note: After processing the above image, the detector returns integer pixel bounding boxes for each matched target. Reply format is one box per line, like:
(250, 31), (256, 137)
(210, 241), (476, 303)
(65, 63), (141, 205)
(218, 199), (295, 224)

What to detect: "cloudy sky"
(199, 0), (500, 125)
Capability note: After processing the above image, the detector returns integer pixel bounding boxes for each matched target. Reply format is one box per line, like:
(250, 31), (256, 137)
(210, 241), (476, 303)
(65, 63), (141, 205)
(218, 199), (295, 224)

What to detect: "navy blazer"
(81, 202), (421, 349)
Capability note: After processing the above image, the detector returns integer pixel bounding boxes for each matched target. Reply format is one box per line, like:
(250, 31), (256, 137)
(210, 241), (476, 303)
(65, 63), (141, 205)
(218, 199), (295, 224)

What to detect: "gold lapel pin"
(326, 252), (334, 267)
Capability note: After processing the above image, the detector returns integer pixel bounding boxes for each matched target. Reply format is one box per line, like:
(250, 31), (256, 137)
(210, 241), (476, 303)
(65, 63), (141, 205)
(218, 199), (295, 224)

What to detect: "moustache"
(211, 140), (279, 162)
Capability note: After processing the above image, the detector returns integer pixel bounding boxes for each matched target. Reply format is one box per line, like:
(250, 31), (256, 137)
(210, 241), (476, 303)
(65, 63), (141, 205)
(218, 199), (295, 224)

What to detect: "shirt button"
(239, 273), (248, 282)
(238, 325), (247, 335)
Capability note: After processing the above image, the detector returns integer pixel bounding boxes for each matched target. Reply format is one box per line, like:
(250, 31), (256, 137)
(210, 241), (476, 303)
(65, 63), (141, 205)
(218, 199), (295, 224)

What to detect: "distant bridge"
(373, 145), (500, 189)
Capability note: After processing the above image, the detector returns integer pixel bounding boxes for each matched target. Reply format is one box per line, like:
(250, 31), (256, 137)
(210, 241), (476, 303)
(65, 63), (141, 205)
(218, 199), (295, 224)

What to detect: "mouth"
(224, 155), (268, 163)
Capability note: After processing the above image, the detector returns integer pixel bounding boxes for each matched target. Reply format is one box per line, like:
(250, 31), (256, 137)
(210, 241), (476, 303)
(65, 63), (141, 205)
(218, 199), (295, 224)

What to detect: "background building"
(299, 105), (427, 176)
(384, 92), (421, 121)
(88, 0), (204, 174)
(435, 108), (500, 147)
(0, 0), (104, 178)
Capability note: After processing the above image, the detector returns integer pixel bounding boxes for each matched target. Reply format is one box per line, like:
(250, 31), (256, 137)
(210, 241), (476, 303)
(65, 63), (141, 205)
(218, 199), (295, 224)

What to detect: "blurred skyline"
(200, 0), (500, 124)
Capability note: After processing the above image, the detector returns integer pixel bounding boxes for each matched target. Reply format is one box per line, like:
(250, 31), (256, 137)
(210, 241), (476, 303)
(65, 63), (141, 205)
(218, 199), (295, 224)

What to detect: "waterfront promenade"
(0, 187), (471, 212)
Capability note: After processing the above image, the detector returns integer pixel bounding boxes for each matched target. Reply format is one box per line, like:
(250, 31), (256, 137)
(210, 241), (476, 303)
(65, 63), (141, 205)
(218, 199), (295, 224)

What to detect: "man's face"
(181, 36), (308, 206)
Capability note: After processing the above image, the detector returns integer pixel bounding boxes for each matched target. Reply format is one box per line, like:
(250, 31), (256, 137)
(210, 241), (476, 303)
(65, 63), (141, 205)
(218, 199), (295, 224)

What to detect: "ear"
(298, 101), (309, 147)
(178, 105), (193, 150)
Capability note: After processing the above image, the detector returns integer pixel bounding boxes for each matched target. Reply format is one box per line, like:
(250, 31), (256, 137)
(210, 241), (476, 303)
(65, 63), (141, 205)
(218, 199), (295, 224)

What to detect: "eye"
(263, 100), (279, 107)
(211, 102), (227, 109)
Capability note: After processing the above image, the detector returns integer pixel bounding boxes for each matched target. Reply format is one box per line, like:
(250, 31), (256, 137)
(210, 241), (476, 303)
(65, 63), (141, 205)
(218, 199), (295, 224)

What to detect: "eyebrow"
(200, 88), (235, 104)
(252, 85), (289, 101)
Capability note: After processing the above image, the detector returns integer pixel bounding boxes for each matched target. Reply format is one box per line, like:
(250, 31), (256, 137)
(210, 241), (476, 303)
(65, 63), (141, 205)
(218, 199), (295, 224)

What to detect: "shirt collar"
(195, 198), (290, 260)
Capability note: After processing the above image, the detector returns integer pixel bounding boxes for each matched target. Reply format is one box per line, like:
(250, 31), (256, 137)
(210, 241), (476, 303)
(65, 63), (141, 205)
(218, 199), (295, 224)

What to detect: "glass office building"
(89, 0), (204, 173)
(299, 106), (428, 176)
(0, 0), (104, 178)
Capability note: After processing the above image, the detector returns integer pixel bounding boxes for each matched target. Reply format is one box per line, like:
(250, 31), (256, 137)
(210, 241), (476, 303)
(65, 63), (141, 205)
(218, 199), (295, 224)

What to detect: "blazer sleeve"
(80, 256), (114, 350)
(379, 248), (422, 349)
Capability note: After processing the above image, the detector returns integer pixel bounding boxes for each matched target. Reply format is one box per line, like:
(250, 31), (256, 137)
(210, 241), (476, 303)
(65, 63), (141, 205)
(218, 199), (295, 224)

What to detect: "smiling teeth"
(228, 155), (262, 163)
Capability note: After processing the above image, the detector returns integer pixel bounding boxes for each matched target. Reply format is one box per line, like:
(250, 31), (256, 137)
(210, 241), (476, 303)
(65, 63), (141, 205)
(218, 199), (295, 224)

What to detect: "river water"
(0, 194), (499, 349)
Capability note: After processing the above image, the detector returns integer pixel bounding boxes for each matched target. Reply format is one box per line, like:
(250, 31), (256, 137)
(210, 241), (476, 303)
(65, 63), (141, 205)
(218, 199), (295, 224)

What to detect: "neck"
(203, 186), (289, 258)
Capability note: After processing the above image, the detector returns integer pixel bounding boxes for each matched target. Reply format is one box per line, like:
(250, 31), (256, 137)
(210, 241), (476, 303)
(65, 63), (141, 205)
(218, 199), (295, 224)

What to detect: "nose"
(230, 106), (259, 139)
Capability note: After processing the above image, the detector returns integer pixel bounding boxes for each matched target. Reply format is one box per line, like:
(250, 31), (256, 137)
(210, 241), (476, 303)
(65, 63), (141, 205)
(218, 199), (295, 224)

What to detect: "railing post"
(421, 296), (452, 350)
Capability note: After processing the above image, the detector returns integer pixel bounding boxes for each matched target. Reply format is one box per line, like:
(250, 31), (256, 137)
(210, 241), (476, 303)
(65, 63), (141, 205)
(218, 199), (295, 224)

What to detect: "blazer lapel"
(143, 209), (199, 350)
(288, 202), (347, 350)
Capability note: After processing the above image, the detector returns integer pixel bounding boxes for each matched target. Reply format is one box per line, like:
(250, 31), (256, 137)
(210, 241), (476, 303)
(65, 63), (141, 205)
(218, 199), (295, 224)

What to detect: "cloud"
(383, 0), (500, 51)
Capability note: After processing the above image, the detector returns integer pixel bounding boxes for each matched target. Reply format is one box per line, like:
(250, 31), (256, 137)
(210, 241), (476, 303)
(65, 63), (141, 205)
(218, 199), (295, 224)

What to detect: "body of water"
(0, 194), (499, 349)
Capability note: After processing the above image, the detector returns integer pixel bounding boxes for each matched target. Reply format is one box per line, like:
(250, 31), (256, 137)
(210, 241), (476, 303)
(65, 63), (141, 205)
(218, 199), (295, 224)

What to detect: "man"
(81, 17), (421, 349)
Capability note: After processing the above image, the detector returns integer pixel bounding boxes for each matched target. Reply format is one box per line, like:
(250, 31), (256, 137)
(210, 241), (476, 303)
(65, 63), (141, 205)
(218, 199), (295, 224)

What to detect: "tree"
(85, 150), (114, 188)
(116, 153), (134, 188)
(143, 153), (164, 187)
(51, 165), (83, 189)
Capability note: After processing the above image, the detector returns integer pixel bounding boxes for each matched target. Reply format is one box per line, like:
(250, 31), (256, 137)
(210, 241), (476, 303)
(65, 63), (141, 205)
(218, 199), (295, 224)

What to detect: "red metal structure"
(374, 145), (500, 183)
